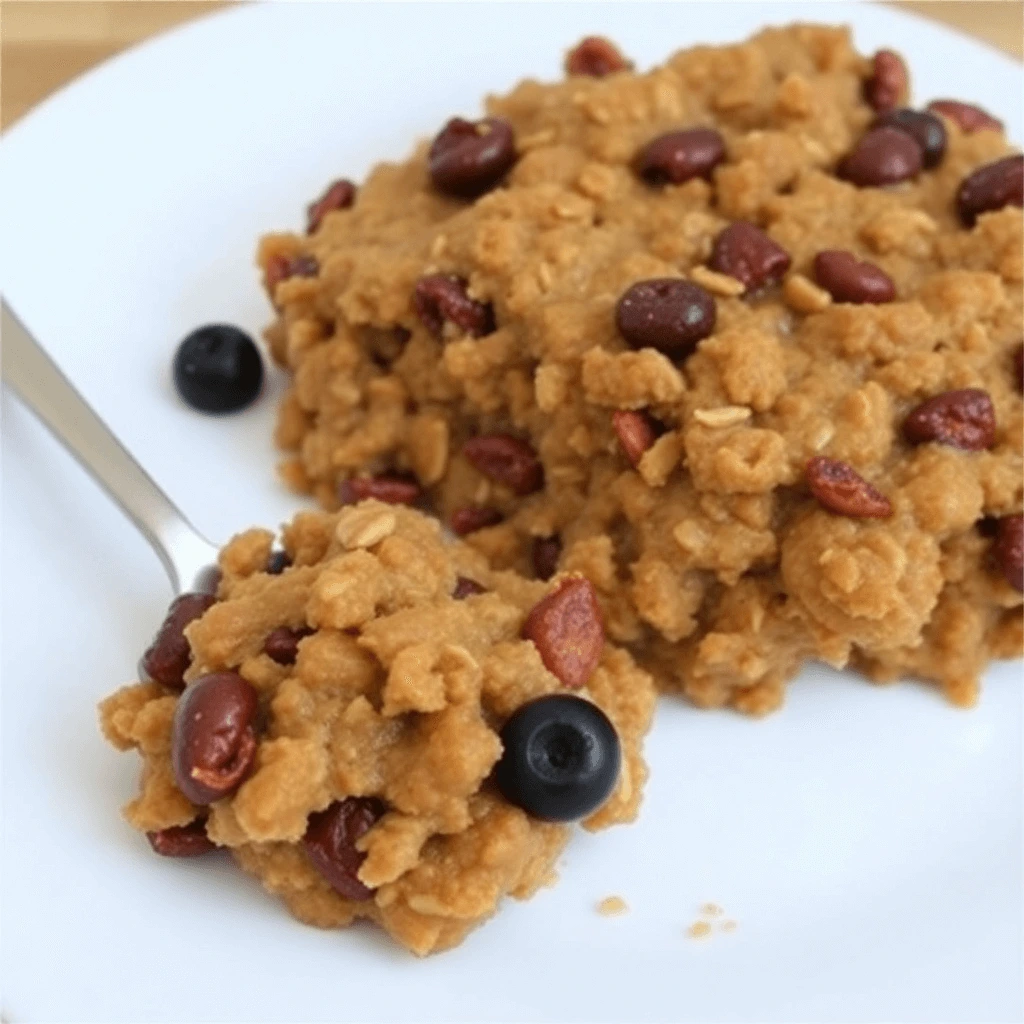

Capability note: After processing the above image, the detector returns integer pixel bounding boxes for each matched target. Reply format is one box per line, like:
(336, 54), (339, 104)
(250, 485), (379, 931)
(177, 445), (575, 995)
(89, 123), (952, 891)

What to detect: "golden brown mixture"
(260, 24), (1023, 714)
(100, 502), (654, 955)
(100, 24), (1023, 960)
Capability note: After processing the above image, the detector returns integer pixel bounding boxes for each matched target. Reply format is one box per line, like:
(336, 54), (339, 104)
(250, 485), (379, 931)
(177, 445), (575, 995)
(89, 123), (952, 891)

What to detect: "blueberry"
(494, 695), (620, 822)
(173, 325), (263, 414)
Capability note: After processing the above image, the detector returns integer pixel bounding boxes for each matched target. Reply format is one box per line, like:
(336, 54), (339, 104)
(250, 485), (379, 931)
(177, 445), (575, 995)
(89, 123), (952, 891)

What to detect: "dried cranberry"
(303, 798), (387, 901)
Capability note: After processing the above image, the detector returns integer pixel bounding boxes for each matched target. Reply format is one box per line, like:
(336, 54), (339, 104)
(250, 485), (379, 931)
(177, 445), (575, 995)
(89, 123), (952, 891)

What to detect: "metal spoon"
(1, 299), (220, 595)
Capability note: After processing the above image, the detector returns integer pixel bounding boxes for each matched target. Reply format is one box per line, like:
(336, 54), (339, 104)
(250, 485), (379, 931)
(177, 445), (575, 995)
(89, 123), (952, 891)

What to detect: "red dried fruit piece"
(306, 179), (356, 233)
(265, 254), (293, 295)
(1015, 343), (1024, 394)
(957, 155), (1024, 227)
(636, 128), (726, 186)
(428, 117), (517, 199)
(263, 626), (315, 666)
(863, 50), (908, 112)
(171, 672), (259, 805)
(993, 515), (1024, 592)
(616, 278), (716, 359)
(289, 255), (320, 278)
(927, 100), (1003, 134)
(565, 36), (630, 77)
(453, 576), (487, 599)
(806, 457), (893, 519)
(612, 410), (660, 467)
(521, 576), (605, 689)
(708, 222), (791, 293)
(839, 126), (922, 187)
(872, 109), (946, 169)
(338, 475), (422, 506)
(147, 819), (217, 857)
(265, 253), (319, 295)
(303, 797), (388, 901)
(903, 389), (995, 451)
(463, 434), (544, 495)
(450, 506), (504, 536)
(141, 592), (216, 691)
(414, 275), (495, 338)
(813, 250), (896, 304)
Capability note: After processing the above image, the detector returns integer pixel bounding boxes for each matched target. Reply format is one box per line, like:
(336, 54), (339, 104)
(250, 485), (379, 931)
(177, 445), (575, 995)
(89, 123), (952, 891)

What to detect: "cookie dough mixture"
(260, 24), (1023, 714)
(100, 502), (655, 954)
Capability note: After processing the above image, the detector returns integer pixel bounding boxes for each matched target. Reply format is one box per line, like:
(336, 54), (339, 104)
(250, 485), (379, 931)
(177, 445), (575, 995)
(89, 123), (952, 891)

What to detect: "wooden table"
(2, 0), (1021, 129)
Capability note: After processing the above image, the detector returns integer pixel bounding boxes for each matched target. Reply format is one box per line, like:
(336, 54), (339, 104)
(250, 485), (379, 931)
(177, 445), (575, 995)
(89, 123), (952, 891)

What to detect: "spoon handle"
(1, 300), (219, 594)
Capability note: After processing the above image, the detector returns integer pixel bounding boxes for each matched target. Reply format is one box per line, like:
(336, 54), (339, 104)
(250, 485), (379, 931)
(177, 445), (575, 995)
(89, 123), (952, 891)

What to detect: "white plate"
(1, 3), (1021, 1022)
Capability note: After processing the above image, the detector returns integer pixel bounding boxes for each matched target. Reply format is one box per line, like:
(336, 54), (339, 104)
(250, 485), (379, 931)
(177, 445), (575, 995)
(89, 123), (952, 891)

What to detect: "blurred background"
(2, 0), (1022, 129)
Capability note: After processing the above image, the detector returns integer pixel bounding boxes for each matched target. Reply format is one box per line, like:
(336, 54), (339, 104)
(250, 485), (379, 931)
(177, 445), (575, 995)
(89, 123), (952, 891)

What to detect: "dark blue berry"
(173, 325), (263, 414)
(494, 695), (620, 822)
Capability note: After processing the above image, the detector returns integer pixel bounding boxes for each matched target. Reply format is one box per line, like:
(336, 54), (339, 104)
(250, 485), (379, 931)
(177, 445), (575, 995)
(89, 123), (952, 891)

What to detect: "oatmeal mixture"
(101, 24), (1023, 957)
(259, 24), (1023, 714)
(101, 502), (654, 954)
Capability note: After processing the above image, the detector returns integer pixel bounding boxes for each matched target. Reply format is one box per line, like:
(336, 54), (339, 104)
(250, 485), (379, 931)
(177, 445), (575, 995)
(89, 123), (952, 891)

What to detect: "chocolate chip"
(266, 549), (292, 575)
(263, 626), (314, 666)
(303, 798), (387, 901)
(453, 576), (487, 599)
(147, 819), (217, 857)
(171, 672), (259, 805)
(565, 36), (630, 77)
(141, 592), (216, 691)
(957, 155), (1024, 227)
(636, 128), (726, 186)
(306, 179), (356, 233)
(450, 506), (504, 535)
(414, 275), (495, 338)
(338, 475), (422, 506)
(806, 457), (893, 519)
(428, 117), (517, 199)
(839, 126), (922, 187)
(993, 514), (1024, 592)
(813, 250), (896, 304)
(864, 50), (907, 112)
(1014, 343), (1023, 394)
(903, 389), (995, 451)
(463, 434), (544, 495)
(532, 536), (562, 581)
(616, 278), (716, 359)
(709, 222), (792, 293)
(927, 99), (1003, 134)
(873, 109), (946, 169)
(521, 577), (605, 689)
(612, 409), (661, 467)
